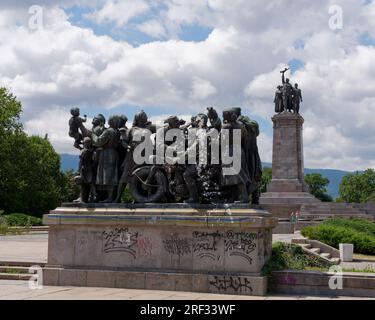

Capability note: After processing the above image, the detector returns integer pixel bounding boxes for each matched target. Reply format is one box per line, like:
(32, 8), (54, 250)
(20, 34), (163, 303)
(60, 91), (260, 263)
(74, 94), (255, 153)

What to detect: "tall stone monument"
(261, 114), (320, 218)
(267, 112), (308, 193)
(261, 69), (320, 218)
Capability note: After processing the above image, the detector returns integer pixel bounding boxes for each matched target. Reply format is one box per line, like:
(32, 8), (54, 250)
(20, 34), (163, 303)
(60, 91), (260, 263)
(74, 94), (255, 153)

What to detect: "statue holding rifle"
(276, 67), (303, 114)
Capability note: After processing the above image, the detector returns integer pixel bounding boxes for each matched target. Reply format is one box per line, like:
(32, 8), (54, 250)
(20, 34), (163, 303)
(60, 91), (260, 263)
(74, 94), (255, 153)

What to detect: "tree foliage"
(0, 87), (64, 216)
(338, 169), (375, 203)
(0, 87), (22, 135)
(260, 167), (272, 193)
(304, 173), (332, 202)
(59, 170), (80, 203)
(368, 192), (375, 203)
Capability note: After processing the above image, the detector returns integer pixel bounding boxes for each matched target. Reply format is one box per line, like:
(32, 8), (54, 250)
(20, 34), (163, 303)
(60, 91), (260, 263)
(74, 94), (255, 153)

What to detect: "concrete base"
(43, 268), (268, 296)
(43, 204), (278, 296)
(272, 270), (375, 298)
(260, 192), (320, 219)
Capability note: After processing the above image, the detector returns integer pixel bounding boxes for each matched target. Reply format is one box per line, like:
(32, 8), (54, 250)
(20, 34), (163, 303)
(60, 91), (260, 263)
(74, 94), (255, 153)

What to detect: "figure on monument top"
(274, 85), (284, 114)
(277, 68), (303, 114)
(280, 68), (294, 113)
(293, 83), (303, 114)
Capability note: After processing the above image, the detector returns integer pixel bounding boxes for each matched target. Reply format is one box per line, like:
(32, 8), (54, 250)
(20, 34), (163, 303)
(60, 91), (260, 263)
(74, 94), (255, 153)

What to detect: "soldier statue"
(293, 83), (303, 114)
(280, 68), (294, 112)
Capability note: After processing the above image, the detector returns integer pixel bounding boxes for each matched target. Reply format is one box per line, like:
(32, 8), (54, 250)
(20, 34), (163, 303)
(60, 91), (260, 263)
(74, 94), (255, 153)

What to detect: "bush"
(262, 242), (330, 276)
(323, 218), (375, 237)
(301, 218), (375, 255)
(3, 213), (42, 227)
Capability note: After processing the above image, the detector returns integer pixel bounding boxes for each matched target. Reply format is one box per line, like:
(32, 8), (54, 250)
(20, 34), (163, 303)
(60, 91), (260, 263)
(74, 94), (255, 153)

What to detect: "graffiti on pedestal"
(192, 231), (223, 261)
(162, 230), (257, 265)
(136, 235), (153, 257)
(163, 235), (191, 257)
(224, 231), (257, 265)
(209, 275), (253, 293)
(103, 228), (138, 258)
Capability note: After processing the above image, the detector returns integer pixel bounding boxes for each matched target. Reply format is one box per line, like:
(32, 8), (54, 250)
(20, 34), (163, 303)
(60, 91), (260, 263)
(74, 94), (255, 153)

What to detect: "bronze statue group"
(274, 68), (303, 114)
(68, 107), (263, 205)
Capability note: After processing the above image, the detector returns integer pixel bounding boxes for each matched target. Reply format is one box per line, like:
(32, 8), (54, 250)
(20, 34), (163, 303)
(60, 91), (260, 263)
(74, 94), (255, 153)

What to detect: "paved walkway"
(0, 280), (371, 300)
(0, 233), (48, 263)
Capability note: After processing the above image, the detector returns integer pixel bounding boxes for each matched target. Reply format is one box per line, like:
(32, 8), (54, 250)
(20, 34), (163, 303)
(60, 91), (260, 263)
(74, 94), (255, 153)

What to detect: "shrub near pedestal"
(301, 218), (375, 256)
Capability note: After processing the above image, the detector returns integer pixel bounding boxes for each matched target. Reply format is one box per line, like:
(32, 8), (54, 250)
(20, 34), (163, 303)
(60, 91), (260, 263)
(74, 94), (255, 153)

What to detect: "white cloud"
(85, 0), (150, 27)
(24, 107), (77, 155)
(0, 0), (375, 171)
(137, 19), (166, 39)
(190, 77), (217, 100)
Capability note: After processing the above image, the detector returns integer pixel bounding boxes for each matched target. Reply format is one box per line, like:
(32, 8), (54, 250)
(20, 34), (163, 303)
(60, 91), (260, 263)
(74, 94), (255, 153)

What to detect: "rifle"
(280, 67), (289, 74)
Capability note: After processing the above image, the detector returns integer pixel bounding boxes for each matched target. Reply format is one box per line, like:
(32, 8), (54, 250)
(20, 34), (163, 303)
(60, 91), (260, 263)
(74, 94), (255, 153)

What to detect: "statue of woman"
(115, 111), (155, 203)
(274, 85), (284, 114)
(92, 116), (120, 203)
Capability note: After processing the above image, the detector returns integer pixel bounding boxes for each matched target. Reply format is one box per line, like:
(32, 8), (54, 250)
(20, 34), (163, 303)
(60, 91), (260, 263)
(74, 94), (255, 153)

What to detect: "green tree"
(0, 88), (63, 216)
(260, 167), (272, 193)
(59, 170), (80, 203)
(0, 87), (22, 135)
(338, 169), (375, 203)
(304, 173), (332, 202)
(368, 191), (375, 203)
(0, 134), (62, 216)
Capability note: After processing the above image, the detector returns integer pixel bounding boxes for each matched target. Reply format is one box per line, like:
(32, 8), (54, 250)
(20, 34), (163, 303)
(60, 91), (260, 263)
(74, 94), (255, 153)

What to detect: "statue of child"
(69, 107), (87, 150)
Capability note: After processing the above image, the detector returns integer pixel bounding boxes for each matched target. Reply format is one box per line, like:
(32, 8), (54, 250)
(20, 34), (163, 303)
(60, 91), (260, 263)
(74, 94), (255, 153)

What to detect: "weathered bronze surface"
(69, 107), (262, 204)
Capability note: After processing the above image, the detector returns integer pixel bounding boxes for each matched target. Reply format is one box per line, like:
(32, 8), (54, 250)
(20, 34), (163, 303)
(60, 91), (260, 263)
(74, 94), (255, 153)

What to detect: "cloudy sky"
(1, 0), (375, 171)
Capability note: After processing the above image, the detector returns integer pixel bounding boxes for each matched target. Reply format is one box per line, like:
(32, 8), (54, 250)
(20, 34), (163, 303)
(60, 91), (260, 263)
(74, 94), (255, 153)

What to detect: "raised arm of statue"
(280, 68), (289, 84)
(281, 71), (285, 84)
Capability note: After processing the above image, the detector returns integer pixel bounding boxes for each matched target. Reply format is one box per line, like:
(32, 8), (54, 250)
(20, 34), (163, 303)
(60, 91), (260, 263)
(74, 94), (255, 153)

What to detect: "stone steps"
(0, 261), (45, 268)
(292, 239), (340, 265)
(310, 247), (321, 254)
(0, 272), (32, 281)
(320, 252), (331, 259)
(0, 266), (30, 274)
(300, 202), (374, 221)
(0, 262), (45, 281)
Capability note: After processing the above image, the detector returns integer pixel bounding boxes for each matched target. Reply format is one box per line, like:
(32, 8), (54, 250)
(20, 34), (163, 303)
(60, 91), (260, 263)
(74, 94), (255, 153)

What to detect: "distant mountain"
(304, 168), (349, 199)
(262, 162), (348, 199)
(60, 154), (79, 172)
(60, 155), (349, 199)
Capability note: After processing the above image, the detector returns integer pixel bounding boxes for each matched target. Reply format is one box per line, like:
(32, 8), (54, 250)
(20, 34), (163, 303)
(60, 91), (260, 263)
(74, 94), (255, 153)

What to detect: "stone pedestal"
(267, 113), (308, 193)
(261, 113), (320, 220)
(42, 204), (278, 296)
